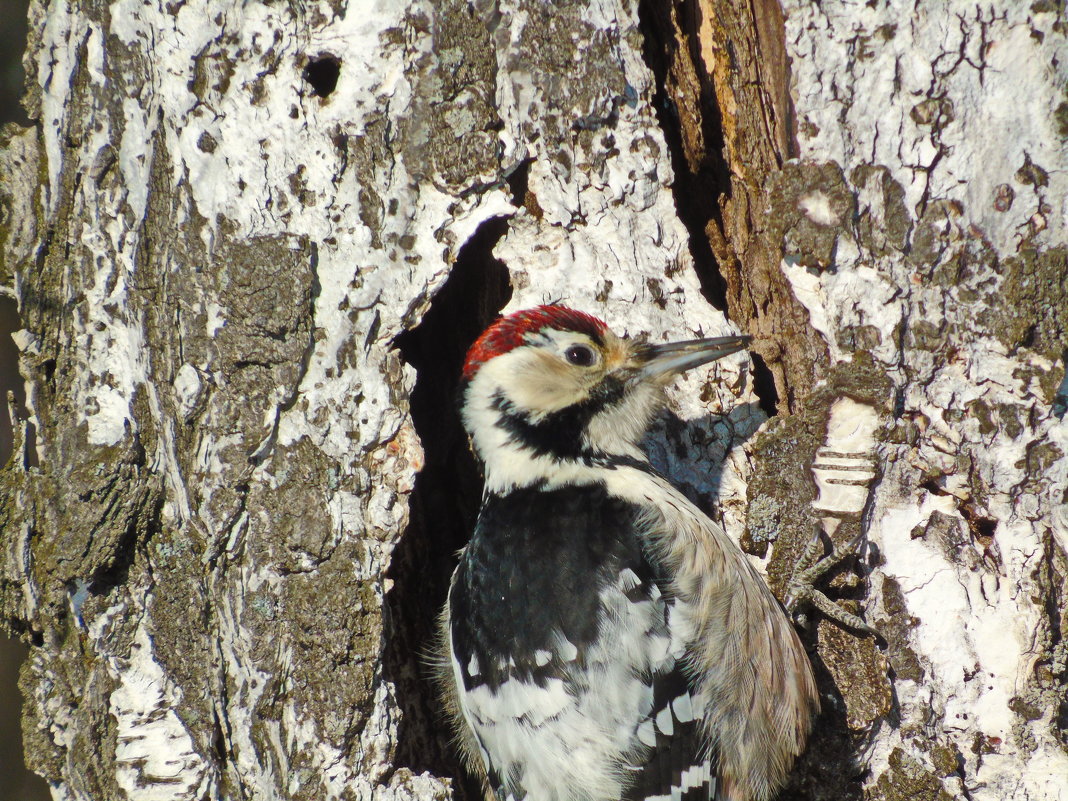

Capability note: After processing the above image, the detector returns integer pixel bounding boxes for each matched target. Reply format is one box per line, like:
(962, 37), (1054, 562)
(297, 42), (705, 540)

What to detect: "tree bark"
(643, 2), (1068, 800)
(0, 2), (1064, 801)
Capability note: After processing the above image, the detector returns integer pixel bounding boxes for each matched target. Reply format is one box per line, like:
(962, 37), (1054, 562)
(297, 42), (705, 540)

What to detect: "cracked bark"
(0, 2), (1065, 801)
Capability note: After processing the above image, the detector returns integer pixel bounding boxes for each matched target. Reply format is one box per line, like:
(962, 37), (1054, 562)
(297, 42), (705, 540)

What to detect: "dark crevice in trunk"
(0, 298), (27, 467)
(385, 215), (512, 800)
(636, 0), (730, 314)
(635, 1), (790, 420)
(0, 293), (48, 801)
(749, 349), (780, 417)
(505, 158), (533, 208)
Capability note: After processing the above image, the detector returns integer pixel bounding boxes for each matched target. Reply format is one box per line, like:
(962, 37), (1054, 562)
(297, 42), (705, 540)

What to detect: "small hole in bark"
(971, 516), (996, 539)
(303, 55), (341, 98)
(386, 216), (512, 800)
(920, 478), (950, 497)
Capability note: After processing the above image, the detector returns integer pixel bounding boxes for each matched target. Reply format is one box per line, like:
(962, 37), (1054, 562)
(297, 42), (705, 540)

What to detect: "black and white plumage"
(438, 306), (818, 801)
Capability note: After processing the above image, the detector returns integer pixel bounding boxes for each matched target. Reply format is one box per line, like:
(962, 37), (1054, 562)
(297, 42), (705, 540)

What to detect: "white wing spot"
(619, 567), (642, 590)
(648, 635), (671, 668)
(467, 654), (480, 678)
(655, 704), (674, 736)
(637, 718), (657, 748)
(671, 692), (695, 724)
(680, 762), (709, 790)
(557, 638), (578, 662)
(534, 649), (551, 667)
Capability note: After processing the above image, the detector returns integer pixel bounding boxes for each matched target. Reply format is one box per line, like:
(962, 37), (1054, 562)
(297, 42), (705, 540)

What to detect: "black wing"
(625, 664), (720, 801)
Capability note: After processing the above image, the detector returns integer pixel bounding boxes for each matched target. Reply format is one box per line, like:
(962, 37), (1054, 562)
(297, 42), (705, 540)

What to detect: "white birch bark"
(0, 1), (1063, 801)
(772, 3), (1068, 799)
(0, 1), (753, 799)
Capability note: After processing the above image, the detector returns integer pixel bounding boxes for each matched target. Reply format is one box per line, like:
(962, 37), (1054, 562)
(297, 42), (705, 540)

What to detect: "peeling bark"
(0, 2), (1064, 801)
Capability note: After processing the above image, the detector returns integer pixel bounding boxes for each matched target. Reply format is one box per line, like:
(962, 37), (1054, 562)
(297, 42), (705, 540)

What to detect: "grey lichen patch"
(188, 37), (239, 103)
(1014, 152), (1049, 189)
(250, 438), (337, 572)
(397, 1), (501, 191)
(985, 245), (1068, 361)
(909, 95), (955, 128)
(850, 164), (911, 257)
(876, 575), (924, 682)
(965, 398), (998, 436)
(766, 161), (855, 271)
(144, 521), (218, 760)
(208, 229), (316, 414)
(141, 164), (316, 524)
(344, 119), (391, 250)
(836, 324), (883, 352)
(1055, 101), (1068, 139)
(282, 551), (380, 752)
(929, 742), (963, 777)
(743, 404), (820, 560)
(870, 747), (954, 801)
(0, 122), (40, 289)
(1018, 440), (1063, 480)
(907, 320), (947, 352)
(1012, 536), (1068, 754)
(4, 423), (162, 627)
(906, 216), (949, 271)
(21, 646), (125, 797)
(503, 1), (631, 154)
(817, 608), (893, 730)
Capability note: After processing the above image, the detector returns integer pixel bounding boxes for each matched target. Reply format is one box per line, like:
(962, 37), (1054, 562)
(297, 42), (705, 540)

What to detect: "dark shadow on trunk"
(385, 212), (513, 800)
(636, 0), (730, 313)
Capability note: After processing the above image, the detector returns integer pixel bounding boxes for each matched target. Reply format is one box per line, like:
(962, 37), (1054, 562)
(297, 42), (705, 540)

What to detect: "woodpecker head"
(460, 305), (749, 488)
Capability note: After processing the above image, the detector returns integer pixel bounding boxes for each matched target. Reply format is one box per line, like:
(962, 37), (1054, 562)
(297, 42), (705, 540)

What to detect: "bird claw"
(785, 530), (879, 637)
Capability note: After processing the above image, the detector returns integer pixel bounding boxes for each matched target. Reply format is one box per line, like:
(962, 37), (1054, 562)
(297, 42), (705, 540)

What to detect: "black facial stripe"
(490, 374), (628, 460)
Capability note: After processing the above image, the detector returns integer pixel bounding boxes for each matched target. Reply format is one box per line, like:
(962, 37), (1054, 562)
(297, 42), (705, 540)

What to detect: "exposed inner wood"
(641, 0), (828, 413)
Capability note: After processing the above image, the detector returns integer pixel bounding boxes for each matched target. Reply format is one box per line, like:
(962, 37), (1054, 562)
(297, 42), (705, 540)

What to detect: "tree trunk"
(0, 2), (1064, 801)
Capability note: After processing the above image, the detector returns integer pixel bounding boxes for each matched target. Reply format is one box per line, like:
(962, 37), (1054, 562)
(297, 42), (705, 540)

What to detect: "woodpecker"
(439, 306), (818, 801)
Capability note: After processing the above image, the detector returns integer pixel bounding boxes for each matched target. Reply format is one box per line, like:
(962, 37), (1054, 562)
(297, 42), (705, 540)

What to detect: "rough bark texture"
(0, 1), (758, 800)
(0, 2), (1065, 801)
(644, 2), (1068, 800)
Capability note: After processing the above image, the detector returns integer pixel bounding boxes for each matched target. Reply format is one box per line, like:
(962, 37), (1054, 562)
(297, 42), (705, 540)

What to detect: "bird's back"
(445, 479), (721, 801)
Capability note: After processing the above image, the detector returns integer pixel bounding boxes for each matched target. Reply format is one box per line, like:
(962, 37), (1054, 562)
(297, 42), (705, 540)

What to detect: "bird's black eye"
(565, 345), (597, 367)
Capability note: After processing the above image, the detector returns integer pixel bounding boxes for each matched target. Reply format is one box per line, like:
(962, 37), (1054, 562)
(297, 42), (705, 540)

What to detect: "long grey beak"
(636, 335), (751, 380)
